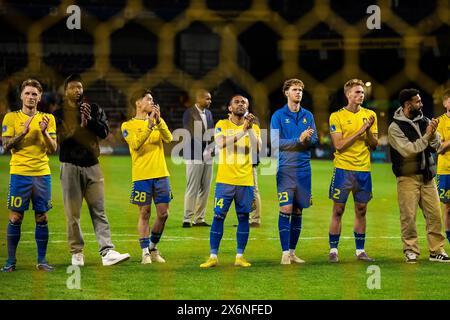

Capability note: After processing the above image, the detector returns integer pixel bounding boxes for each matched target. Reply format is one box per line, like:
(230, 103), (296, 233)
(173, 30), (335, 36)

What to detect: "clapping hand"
(39, 115), (50, 133)
(299, 127), (314, 143)
(426, 118), (439, 136)
(243, 113), (256, 131)
(153, 104), (161, 124)
(22, 115), (35, 135)
(148, 104), (161, 129)
(365, 115), (375, 131)
(80, 103), (91, 127)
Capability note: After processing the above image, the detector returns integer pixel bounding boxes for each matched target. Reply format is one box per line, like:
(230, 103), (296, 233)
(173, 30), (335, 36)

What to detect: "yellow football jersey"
(329, 107), (378, 171)
(121, 118), (172, 181)
(214, 119), (260, 186)
(437, 113), (450, 174)
(2, 110), (56, 176)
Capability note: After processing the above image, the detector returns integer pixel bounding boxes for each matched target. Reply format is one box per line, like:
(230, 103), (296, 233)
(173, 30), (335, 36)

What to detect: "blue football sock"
(289, 214), (302, 250)
(354, 232), (366, 250)
(278, 212), (290, 251)
(35, 221), (49, 264)
(210, 215), (225, 255)
(7, 220), (21, 264)
(446, 230), (450, 244)
(329, 233), (340, 249)
(150, 232), (162, 247)
(236, 213), (250, 254)
(139, 237), (150, 249)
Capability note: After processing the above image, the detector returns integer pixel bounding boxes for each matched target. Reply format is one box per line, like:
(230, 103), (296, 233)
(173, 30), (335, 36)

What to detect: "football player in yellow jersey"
(436, 89), (450, 245)
(122, 89), (173, 264)
(328, 79), (378, 263)
(200, 95), (261, 268)
(1, 79), (57, 272)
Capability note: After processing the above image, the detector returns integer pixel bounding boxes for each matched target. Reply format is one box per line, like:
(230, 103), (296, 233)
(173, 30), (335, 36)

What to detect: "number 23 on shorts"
(278, 192), (288, 203)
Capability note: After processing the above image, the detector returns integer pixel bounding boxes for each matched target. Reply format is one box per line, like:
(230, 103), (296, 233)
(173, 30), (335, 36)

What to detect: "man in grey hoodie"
(388, 88), (449, 264)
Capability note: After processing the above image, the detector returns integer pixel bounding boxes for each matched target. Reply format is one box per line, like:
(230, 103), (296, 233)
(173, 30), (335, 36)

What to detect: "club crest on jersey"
(285, 118), (290, 124)
(215, 127), (221, 133)
(330, 124), (336, 133)
(303, 118), (307, 124)
(347, 120), (352, 125)
(2, 125), (6, 133)
(122, 129), (128, 138)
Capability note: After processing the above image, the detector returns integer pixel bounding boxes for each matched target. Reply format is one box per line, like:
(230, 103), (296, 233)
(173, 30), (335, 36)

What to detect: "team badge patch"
(215, 127), (221, 133)
(303, 118), (307, 124)
(330, 124), (336, 133)
(285, 119), (290, 124)
(2, 125), (6, 133)
(122, 129), (128, 138)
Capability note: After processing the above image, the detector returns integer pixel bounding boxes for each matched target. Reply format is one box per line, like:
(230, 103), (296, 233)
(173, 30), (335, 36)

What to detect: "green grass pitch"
(0, 155), (449, 300)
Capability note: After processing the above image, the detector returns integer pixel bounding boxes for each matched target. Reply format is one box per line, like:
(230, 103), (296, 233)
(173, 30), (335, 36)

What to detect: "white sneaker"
(102, 250), (130, 266)
(72, 253), (85, 266)
(150, 249), (166, 263)
(405, 252), (417, 264)
(281, 252), (291, 265)
(290, 254), (305, 264)
(141, 253), (152, 264)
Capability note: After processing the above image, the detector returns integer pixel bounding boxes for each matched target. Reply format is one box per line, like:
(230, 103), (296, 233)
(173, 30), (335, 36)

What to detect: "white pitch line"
(18, 231), (407, 239)
(13, 233), (423, 244)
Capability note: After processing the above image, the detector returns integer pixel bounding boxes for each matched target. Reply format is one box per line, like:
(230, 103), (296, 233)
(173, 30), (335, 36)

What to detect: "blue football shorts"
(7, 174), (52, 213)
(437, 174), (450, 204)
(213, 183), (254, 218)
(276, 169), (312, 209)
(130, 177), (172, 206)
(329, 168), (372, 204)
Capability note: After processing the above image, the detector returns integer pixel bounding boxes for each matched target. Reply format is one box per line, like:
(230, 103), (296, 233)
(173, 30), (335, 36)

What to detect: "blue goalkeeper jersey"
(270, 104), (318, 171)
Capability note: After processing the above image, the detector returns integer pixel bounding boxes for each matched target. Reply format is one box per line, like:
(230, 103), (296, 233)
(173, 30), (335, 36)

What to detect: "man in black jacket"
(54, 74), (129, 266)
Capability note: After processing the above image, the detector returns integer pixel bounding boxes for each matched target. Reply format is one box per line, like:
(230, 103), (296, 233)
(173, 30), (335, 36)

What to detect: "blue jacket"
(270, 104), (318, 171)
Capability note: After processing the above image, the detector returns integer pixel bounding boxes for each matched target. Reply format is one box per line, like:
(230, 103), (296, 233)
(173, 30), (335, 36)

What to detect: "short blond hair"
(344, 79), (364, 95)
(21, 78), (43, 93)
(443, 89), (450, 102)
(282, 78), (304, 94)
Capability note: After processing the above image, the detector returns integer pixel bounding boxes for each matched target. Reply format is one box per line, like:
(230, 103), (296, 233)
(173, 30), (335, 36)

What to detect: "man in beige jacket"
(388, 88), (449, 263)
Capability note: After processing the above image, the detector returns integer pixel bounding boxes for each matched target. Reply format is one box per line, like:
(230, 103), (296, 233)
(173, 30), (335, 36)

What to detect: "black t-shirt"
(53, 102), (109, 167)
